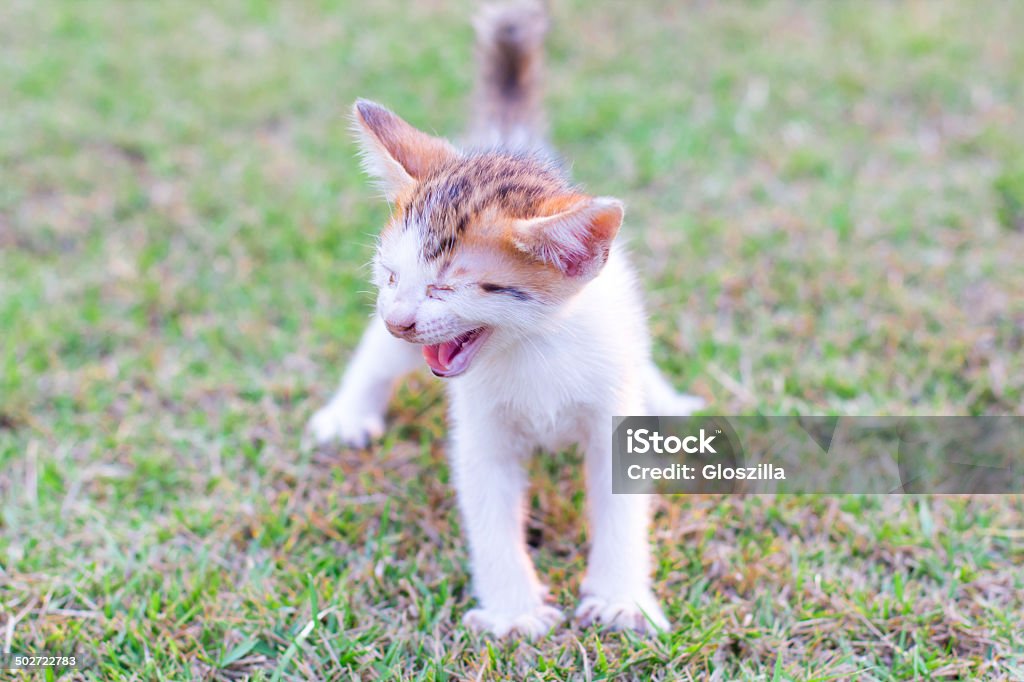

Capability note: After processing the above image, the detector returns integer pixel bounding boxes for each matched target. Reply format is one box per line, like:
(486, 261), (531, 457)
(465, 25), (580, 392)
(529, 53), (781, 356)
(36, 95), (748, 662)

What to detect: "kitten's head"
(353, 99), (623, 378)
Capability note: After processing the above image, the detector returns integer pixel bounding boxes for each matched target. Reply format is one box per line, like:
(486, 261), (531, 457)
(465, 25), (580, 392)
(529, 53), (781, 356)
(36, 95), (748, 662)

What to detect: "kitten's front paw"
(306, 399), (385, 448)
(575, 590), (669, 634)
(463, 603), (564, 640)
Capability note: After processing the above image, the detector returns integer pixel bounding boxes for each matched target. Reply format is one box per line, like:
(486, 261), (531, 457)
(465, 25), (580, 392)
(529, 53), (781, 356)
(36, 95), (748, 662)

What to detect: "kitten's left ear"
(352, 99), (459, 201)
(511, 196), (624, 279)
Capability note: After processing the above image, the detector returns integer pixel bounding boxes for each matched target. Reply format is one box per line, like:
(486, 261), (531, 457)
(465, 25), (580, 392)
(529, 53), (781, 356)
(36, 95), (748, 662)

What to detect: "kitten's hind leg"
(642, 361), (705, 416)
(307, 315), (422, 447)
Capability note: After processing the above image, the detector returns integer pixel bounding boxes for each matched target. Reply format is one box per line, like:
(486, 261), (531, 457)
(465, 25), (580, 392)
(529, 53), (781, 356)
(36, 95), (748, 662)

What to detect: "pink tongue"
(423, 339), (461, 374)
(439, 338), (461, 367)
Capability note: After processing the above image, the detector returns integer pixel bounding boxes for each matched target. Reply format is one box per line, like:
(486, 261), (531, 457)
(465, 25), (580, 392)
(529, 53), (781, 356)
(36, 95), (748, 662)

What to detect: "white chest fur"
(448, 248), (649, 452)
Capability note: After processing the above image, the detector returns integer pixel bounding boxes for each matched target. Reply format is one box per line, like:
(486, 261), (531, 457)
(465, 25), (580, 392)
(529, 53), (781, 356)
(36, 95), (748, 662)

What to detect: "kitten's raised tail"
(470, 1), (549, 152)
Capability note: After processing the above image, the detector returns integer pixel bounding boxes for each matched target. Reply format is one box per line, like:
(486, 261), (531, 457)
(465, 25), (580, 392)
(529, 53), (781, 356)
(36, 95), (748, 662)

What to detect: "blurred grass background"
(1, 0), (1023, 679)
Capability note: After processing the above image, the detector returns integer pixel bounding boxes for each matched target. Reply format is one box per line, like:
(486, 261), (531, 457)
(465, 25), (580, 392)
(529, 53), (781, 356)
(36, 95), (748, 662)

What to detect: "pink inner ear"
(523, 197), (623, 278)
(561, 241), (605, 278)
(354, 99), (458, 181)
(564, 259), (585, 277)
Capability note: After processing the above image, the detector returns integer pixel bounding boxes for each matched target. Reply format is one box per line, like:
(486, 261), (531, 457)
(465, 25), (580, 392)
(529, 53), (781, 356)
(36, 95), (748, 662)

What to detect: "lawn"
(2, 0), (1024, 679)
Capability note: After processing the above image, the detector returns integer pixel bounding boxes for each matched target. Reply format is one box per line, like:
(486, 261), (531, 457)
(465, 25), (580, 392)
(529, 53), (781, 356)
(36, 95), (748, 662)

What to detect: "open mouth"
(422, 327), (491, 378)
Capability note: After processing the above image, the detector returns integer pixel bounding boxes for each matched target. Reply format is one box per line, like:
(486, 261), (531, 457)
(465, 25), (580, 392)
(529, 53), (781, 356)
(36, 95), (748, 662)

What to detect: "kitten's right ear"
(352, 99), (458, 201)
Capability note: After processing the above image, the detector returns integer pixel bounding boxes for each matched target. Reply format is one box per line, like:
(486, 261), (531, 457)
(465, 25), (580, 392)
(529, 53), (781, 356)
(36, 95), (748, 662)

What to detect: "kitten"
(309, 2), (704, 639)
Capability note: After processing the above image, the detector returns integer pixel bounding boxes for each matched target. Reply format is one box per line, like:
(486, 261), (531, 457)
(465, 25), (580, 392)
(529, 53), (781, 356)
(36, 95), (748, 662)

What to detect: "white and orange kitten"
(309, 2), (703, 638)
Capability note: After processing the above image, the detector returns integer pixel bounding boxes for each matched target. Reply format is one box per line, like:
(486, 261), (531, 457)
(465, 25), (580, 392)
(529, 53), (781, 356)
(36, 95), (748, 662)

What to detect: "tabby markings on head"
(402, 153), (571, 263)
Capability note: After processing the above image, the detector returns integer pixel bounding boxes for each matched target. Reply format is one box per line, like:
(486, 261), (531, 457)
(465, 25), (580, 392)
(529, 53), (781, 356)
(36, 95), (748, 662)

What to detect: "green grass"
(2, 0), (1024, 679)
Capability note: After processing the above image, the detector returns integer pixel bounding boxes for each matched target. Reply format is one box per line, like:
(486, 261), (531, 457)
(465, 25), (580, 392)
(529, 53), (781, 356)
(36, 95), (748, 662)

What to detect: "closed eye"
(426, 284), (454, 299)
(479, 283), (530, 301)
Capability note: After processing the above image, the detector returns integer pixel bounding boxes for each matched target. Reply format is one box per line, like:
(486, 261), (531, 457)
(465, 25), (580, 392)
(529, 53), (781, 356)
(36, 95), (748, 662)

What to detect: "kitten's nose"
(384, 315), (417, 337)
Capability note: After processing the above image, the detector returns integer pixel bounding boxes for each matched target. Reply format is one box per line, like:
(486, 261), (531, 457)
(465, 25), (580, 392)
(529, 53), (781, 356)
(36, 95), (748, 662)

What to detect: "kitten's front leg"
(576, 415), (669, 633)
(308, 315), (422, 447)
(449, 415), (563, 639)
